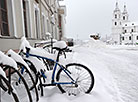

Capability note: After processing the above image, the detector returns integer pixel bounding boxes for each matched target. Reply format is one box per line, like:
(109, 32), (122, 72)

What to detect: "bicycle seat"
(53, 41), (67, 51)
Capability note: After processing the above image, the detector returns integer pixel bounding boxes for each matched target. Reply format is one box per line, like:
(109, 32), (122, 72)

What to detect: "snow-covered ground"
(1, 39), (138, 102)
(38, 39), (138, 102)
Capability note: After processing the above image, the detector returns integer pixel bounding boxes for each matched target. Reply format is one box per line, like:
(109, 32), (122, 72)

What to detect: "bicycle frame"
(25, 51), (75, 85)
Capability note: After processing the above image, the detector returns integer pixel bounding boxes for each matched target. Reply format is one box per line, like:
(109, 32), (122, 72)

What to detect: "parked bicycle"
(0, 67), (19, 102)
(0, 51), (33, 102)
(19, 38), (95, 96)
(6, 49), (39, 101)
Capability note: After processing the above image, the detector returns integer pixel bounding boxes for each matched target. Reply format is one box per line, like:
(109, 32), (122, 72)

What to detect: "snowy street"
(39, 40), (138, 102)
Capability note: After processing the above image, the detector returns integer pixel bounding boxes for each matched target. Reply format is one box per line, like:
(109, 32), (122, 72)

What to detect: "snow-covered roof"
(123, 21), (138, 27)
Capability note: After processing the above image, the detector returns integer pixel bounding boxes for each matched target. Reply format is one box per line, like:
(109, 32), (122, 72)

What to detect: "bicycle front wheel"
(56, 63), (94, 95)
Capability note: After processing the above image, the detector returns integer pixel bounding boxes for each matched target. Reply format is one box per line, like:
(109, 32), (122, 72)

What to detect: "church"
(111, 2), (138, 45)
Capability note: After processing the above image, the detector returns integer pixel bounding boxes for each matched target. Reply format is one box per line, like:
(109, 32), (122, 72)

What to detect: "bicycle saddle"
(53, 41), (67, 51)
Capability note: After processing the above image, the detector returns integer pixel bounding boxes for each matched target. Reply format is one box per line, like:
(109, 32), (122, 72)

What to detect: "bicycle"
(6, 49), (39, 101)
(20, 40), (95, 96)
(0, 67), (19, 102)
(0, 51), (33, 102)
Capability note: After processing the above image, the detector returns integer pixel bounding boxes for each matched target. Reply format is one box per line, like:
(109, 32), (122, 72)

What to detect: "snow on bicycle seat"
(53, 41), (67, 51)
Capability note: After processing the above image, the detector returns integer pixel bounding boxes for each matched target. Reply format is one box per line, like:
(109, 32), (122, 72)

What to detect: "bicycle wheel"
(3, 66), (33, 102)
(24, 59), (38, 88)
(17, 62), (39, 101)
(0, 74), (19, 102)
(56, 63), (94, 95)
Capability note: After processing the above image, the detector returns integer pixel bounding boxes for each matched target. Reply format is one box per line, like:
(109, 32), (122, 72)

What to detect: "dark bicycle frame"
(24, 48), (76, 96)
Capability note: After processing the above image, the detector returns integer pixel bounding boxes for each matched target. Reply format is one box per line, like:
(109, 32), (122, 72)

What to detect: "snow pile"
(0, 51), (18, 69)
(81, 38), (106, 49)
(6, 49), (30, 71)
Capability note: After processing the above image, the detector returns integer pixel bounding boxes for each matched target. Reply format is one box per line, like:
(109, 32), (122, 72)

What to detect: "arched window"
(137, 36), (138, 40)
(115, 14), (117, 18)
(129, 36), (131, 40)
(0, 0), (9, 36)
(124, 30), (127, 33)
(122, 37), (124, 40)
(115, 22), (117, 26)
(123, 16), (125, 20)
(131, 29), (134, 32)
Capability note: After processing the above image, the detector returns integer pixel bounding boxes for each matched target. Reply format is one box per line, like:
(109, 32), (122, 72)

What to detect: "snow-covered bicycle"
(0, 67), (19, 102)
(6, 49), (39, 101)
(0, 51), (33, 102)
(19, 38), (95, 96)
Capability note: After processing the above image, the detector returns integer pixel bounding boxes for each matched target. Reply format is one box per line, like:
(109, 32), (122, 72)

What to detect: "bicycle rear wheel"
(3, 66), (33, 102)
(24, 59), (38, 87)
(17, 62), (39, 101)
(0, 74), (19, 102)
(56, 63), (94, 95)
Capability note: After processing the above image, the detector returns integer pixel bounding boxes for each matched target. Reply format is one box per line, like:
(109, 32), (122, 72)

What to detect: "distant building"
(111, 2), (138, 45)
(0, 0), (66, 51)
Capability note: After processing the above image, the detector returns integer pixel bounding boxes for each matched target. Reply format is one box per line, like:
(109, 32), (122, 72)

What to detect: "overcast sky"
(60, 0), (138, 40)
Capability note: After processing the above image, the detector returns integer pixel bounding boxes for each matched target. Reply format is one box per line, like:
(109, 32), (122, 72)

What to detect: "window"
(122, 37), (124, 40)
(131, 29), (134, 32)
(23, 0), (28, 37)
(125, 24), (127, 26)
(35, 9), (40, 39)
(123, 16), (125, 20)
(42, 14), (46, 39)
(0, 0), (9, 36)
(129, 36), (131, 40)
(124, 30), (127, 33)
(137, 36), (138, 40)
(115, 14), (117, 18)
(115, 22), (117, 26)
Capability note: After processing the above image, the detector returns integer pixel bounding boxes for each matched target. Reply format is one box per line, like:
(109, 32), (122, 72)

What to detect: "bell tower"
(122, 4), (129, 23)
(111, 2), (122, 44)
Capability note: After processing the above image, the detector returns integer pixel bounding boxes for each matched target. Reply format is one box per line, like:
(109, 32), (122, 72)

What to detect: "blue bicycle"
(20, 42), (95, 96)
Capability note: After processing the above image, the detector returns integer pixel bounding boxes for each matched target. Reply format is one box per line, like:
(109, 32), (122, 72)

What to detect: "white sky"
(60, 0), (138, 40)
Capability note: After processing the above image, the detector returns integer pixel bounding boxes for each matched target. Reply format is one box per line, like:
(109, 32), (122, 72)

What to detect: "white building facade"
(0, 0), (66, 51)
(111, 2), (138, 45)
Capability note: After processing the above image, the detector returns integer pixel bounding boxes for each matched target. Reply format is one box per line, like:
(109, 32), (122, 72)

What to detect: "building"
(0, 0), (66, 51)
(111, 2), (138, 45)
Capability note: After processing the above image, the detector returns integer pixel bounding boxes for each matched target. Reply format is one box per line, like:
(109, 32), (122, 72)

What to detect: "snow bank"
(6, 49), (30, 71)
(0, 51), (18, 69)
(81, 38), (106, 49)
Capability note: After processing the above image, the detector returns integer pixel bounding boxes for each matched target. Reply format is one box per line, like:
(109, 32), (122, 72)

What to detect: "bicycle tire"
(17, 62), (39, 101)
(3, 66), (33, 102)
(56, 63), (94, 95)
(24, 59), (38, 88)
(0, 74), (19, 102)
